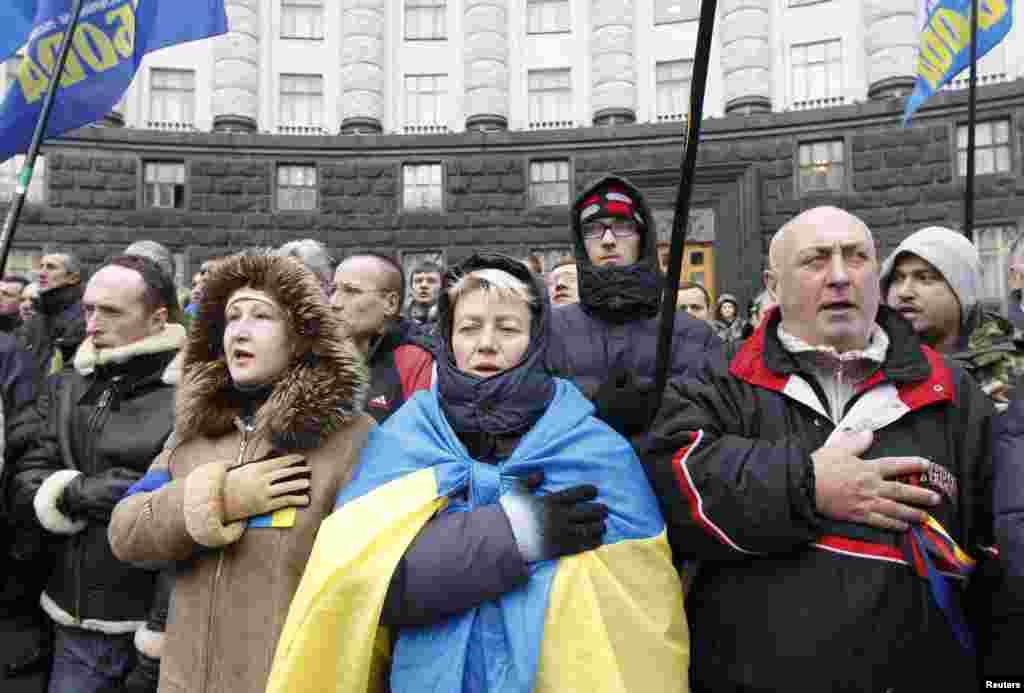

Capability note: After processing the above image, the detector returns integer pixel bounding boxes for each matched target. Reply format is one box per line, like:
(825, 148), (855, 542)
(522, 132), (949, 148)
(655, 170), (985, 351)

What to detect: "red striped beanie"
(575, 184), (645, 227)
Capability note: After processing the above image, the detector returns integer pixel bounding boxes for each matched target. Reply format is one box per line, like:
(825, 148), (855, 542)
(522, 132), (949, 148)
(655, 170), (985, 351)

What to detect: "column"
(340, 0), (386, 134)
(591, 0), (636, 125)
(212, 0), (260, 133)
(720, 0), (772, 115)
(464, 0), (509, 131)
(865, 0), (918, 99)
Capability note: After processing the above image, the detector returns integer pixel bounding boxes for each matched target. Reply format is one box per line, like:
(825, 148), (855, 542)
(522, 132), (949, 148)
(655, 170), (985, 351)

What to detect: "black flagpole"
(651, 0), (718, 415)
(963, 0), (979, 239)
(0, 0), (86, 278)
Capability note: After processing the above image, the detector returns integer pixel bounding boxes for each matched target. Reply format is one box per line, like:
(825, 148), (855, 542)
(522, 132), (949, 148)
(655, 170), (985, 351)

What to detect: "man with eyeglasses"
(547, 175), (718, 444)
(331, 253), (434, 423)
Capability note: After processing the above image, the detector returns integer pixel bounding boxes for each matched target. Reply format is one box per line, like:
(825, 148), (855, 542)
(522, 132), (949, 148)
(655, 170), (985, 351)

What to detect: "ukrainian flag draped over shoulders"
(0, 0), (227, 162)
(267, 378), (689, 693)
(904, 0), (1013, 124)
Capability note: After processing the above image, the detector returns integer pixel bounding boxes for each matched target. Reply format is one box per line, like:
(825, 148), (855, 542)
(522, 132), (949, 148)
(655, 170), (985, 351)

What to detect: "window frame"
(525, 0), (571, 35)
(972, 222), (1023, 312)
(278, 73), (325, 133)
(655, 58), (693, 122)
(148, 68), (197, 129)
(527, 158), (572, 208)
(790, 38), (843, 108)
(527, 67), (573, 129)
(954, 117), (1015, 179)
(654, 0), (699, 25)
(401, 161), (445, 213)
(403, 73), (448, 131)
(794, 137), (848, 196)
(404, 0), (447, 41)
(280, 0), (325, 40)
(275, 163), (320, 212)
(141, 160), (187, 210)
(0, 154), (46, 205)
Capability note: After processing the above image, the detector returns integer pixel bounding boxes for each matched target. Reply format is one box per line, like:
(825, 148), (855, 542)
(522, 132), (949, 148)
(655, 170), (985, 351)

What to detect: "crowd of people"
(0, 173), (1021, 692)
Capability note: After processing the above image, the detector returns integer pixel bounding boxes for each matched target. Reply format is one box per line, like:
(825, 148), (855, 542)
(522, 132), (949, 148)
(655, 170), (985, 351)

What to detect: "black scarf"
(435, 254), (555, 438)
(227, 381), (276, 423)
(576, 262), (662, 324)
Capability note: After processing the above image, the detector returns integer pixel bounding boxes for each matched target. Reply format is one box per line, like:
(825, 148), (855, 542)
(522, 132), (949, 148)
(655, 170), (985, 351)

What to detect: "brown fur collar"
(175, 253), (368, 450)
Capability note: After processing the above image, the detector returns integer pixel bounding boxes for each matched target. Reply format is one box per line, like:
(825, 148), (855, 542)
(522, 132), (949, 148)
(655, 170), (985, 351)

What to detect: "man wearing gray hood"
(881, 225), (1024, 409)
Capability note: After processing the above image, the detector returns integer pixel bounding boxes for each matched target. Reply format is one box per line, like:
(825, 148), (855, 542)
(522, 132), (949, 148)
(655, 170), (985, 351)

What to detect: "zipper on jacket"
(200, 422), (254, 693)
(71, 378), (118, 623)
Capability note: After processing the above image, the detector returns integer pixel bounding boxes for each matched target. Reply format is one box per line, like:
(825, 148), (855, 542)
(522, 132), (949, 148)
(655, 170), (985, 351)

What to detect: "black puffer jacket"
(7, 325), (184, 633)
(547, 175), (718, 406)
(643, 307), (996, 691)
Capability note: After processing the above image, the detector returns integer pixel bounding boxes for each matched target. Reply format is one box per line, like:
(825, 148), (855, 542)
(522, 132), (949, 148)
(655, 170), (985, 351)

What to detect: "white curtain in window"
(150, 68), (196, 124)
(282, 0), (324, 39)
(280, 74), (324, 128)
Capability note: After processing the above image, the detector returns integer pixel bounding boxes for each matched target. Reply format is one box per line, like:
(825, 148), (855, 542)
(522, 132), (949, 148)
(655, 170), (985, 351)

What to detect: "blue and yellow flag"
(0, 0), (227, 162)
(0, 1), (38, 63)
(904, 0), (1013, 124)
(267, 379), (689, 693)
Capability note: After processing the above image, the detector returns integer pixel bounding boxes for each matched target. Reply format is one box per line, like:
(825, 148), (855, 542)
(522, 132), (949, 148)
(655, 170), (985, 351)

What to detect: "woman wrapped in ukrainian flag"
(267, 253), (690, 693)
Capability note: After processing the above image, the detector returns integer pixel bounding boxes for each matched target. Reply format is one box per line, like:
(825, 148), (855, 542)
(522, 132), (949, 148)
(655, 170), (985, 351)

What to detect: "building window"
(527, 0), (570, 34)
(974, 225), (1021, 307)
(279, 74), (324, 134)
(277, 165), (318, 211)
(144, 162), (186, 209)
(405, 0), (446, 40)
(654, 0), (699, 24)
(791, 39), (843, 109)
(528, 68), (572, 129)
(404, 74), (447, 133)
(690, 250), (704, 266)
(797, 140), (845, 194)
(403, 163), (443, 211)
(957, 119), (1012, 177)
(529, 160), (570, 207)
(0, 155), (45, 204)
(148, 68), (195, 130)
(656, 59), (692, 122)
(281, 0), (324, 39)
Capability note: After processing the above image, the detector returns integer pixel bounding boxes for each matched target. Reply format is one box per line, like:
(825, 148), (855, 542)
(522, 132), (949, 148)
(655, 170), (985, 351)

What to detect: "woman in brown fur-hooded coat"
(108, 252), (375, 693)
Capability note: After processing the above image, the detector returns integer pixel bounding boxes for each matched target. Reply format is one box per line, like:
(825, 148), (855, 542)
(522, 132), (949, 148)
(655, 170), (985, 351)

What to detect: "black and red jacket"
(644, 306), (996, 692)
(365, 319), (434, 423)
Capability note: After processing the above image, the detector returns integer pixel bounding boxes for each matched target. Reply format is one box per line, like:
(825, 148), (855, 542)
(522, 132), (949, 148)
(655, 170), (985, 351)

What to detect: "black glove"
(121, 652), (160, 693)
(592, 368), (658, 437)
(499, 475), (608, 563)
(58, 468), (143, 523)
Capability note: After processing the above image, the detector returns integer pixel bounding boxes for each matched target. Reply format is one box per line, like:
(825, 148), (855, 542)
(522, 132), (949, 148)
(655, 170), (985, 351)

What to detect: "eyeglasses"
(581, 220), (639, 241)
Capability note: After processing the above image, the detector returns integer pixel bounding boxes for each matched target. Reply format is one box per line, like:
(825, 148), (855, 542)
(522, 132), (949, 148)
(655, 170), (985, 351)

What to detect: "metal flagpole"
(651, 0), (718, 415)
(963, 0), (979, 239)
(0, 0), (87, 278)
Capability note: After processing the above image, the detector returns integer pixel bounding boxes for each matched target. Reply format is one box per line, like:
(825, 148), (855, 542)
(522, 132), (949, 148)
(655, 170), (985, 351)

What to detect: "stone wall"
(3, 78), (1023, 309)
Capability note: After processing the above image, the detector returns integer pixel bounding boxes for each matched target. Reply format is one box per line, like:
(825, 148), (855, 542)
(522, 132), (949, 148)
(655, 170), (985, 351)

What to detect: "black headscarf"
(571, 175), (663, 324)
(435, 253), (555, 437)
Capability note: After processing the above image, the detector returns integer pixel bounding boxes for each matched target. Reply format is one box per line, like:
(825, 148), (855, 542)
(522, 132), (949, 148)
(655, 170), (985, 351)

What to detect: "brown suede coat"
(108, 254), (374, 693)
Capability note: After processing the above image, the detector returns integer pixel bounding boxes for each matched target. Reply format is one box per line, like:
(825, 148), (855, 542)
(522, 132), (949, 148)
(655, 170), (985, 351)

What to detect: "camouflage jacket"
(949, 310), (1024, 410)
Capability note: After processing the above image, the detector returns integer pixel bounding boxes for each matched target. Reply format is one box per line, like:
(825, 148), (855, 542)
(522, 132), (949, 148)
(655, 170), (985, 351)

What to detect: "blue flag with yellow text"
(0, 1), (38, 64)
(0, 0), (227, 162)
(904, 0), (1013, 124)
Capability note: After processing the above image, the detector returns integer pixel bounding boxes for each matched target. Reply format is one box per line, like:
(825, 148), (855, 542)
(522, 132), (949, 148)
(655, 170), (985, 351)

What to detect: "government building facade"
(1, 0), (1024, 311)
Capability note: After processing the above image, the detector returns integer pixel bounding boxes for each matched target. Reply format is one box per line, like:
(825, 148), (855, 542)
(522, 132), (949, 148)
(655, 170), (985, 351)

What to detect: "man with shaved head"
(643, 207), (997, 691)
(331, 253), (433, 422)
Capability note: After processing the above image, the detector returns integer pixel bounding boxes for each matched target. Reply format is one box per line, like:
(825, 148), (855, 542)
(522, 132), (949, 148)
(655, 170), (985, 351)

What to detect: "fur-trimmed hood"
(175, 253), (369, 450)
